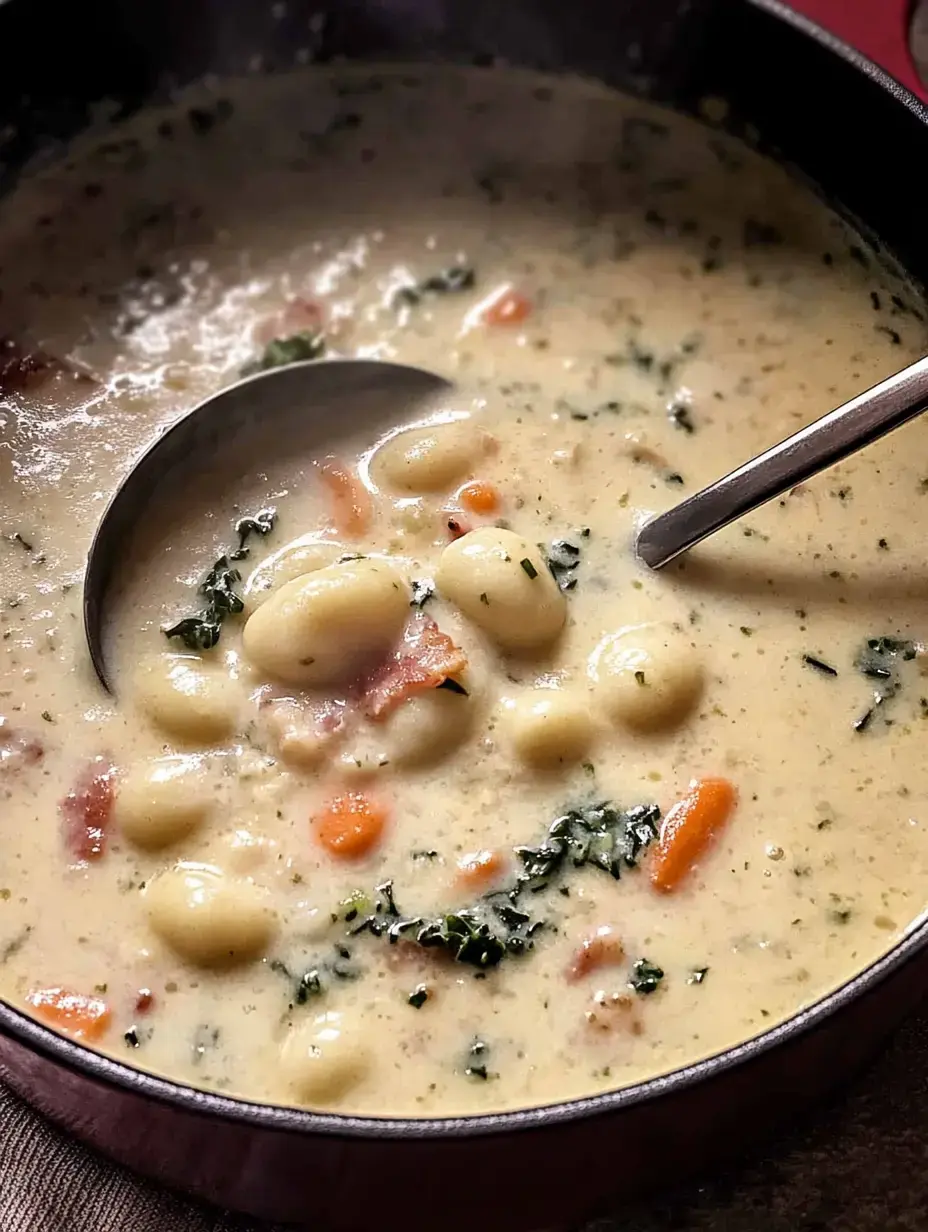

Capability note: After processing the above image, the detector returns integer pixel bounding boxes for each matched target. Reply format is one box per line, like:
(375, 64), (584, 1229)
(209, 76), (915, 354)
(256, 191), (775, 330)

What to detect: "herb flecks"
(802, 654), (838, 677)
(164, 508), (277, 650)
(463, 1037), (491, 1081)
(241, 332), (325, 376)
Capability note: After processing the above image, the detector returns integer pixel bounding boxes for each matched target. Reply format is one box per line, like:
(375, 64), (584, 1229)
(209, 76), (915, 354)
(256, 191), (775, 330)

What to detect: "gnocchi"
(436, 528), (566, 652)
(115, 754), (214, 850)
(242, 558), (409, 686)
(279, 1010), (371, 1105)
(588, 624), (705, 731)
(145, 863), (277, 967)
(243, 535), (344, 611)
(373, 417), (480, 493)
(133, 654), (239, 744)
(503, 687), (594, 767)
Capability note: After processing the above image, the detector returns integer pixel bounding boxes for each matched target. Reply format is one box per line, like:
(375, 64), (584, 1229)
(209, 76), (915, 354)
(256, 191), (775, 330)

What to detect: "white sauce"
(1, 66), (927, 1116)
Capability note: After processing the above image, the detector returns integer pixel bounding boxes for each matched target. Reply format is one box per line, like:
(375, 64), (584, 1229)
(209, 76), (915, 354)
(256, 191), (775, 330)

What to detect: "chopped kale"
(436, 677), (469, 696)
(853, 635), (918, 732)
(629, 958), (665, 995)
(394, 266), (476, 306)
(241, 331), (325, 376)
(544, 536), (583, 591)
(464, 1037), (491, 1080)
(349, 801), (660, 971)
(410, 578), (436, 608)
(687, 967), (709, 985)
(164, 508), (277, 650)
(408, 984), (430, 1009)
(520, 557), (539, 580)
(668, 402), (695, 434)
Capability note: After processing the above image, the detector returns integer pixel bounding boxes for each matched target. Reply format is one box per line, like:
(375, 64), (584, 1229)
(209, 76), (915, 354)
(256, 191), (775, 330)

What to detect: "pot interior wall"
(1, 0), (927, 280)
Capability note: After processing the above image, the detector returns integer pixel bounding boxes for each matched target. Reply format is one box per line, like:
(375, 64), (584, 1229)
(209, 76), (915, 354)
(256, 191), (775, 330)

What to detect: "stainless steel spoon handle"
(635, 354), (928, 570)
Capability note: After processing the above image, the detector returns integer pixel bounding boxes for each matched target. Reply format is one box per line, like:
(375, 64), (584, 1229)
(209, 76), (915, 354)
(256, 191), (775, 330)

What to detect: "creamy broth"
(2, 67), (928, 1116)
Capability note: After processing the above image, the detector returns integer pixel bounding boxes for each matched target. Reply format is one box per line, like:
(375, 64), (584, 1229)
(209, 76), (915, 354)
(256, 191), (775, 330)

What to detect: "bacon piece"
(444, 514), (472, 541)
(0, 337), (94, 396)
(566, 925), (625, 983)
(0, 718), (44, 775)
(134, 989), (155, 1014)
(255, 297), (325, 346)
(362, 614), (467, 720)
(60, 757), (115, 863)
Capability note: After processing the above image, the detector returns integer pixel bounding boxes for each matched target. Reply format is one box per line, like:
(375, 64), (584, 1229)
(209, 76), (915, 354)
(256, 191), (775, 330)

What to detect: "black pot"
(0, 3), (926, 1229)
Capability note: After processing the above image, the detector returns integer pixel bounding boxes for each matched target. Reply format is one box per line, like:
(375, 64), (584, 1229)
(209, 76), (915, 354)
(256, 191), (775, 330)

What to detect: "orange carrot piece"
(650, 777), (737, 893)
(316, 456), (372, 538)
(481, 288), (532, 327)
(455, 848), (507, 890)
(26, 986), (112, 1042)
(457, 480), (501, 515)
(314, 791), (388, 859)
(566, 925), (625, 982)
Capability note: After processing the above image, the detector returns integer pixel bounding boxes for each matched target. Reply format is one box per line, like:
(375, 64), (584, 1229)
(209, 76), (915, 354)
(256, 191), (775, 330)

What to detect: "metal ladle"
(83, 353), (928, 691)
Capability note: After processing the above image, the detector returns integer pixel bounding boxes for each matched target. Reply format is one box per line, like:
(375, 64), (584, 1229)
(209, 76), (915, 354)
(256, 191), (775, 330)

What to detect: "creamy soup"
(1, 67), (927, 1116)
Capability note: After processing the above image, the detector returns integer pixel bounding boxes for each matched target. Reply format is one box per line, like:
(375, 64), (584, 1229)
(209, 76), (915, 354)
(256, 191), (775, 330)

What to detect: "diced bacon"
(60, 757), (115, 864)
(361, 614), (467, 720)
(0, 718), (44, 775)
(444, 514), (472, 541)
(134, 989), (155, 1014)
(255, 297), (325, 346)
(566, 925), (625, 983)
(0, 337), (94, 396)
(261, 694), (348, 768)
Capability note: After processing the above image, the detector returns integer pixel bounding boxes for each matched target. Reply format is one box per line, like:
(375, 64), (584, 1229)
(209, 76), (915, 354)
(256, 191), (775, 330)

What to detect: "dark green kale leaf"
(241, 331), (326, 376)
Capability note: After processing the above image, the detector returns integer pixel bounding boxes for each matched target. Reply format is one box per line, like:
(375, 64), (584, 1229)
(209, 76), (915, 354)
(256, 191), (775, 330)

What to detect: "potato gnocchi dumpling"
(145, 862), (277, 967)
(588, 624), (704, 731)
(381, 686), (475, 767)
(436, 528), (566, 652)
(133, 654), (239, 744)
(243, 535), (345, 611)
(279, 1010), (372, 1106)
(115, 754), (215, 850)
(503, 687), (594, 767)
(242, 557), (409, 686)
(373, 416), (480, 493)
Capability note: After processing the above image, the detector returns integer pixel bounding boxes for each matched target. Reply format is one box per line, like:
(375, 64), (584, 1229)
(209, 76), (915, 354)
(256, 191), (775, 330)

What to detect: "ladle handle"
(636, 354), (928, 570)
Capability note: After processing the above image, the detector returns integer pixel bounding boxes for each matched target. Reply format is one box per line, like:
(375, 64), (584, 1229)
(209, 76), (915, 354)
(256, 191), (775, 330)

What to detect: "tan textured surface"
(2, 9), (927, 1231)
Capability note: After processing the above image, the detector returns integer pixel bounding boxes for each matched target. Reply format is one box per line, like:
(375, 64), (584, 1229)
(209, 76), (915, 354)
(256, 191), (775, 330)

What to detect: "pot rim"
(2, 0), (927, 1142)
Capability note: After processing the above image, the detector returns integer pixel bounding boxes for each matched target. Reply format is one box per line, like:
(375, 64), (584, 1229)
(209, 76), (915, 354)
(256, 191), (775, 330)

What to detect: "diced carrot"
(26, 986), (112, 1042)
(314, 791), (388, 859)
(481, 288), (532, 327)
(457, 480), (501, 515)
(566, 925), (625, 982)
(316, 456), (373, 538)
(650, 777), (737, 893)
(455, 848), (507, 890)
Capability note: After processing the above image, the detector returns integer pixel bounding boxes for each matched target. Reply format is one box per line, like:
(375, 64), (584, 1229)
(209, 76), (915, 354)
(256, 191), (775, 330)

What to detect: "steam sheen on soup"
(1, 67), (927, 1115)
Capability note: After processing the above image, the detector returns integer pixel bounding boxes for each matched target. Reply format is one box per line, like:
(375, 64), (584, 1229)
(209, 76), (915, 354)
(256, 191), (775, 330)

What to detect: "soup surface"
(1, 67), (927, 1116)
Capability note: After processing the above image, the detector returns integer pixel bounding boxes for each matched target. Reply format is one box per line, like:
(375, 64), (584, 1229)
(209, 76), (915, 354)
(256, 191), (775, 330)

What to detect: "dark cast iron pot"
(0, 1), (926, 1228)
